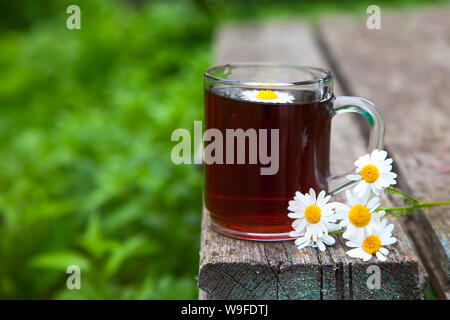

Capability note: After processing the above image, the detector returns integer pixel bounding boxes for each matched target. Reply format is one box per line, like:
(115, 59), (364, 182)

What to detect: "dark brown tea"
(204, 87), (333, 239)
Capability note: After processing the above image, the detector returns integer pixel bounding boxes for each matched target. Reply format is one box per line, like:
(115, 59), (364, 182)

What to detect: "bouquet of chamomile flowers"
(288, 149), (450, 262)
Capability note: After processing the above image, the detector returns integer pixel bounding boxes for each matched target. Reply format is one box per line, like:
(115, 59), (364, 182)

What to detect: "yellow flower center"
(363, 235), (381, 255)
(348, 205), (371, 227)
(304, 205), (321, 224)
(360, 164), (379, 183)
(256, 90), (278, 100)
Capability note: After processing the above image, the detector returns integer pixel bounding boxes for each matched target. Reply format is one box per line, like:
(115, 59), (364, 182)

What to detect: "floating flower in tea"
(241, 89), (294, 103)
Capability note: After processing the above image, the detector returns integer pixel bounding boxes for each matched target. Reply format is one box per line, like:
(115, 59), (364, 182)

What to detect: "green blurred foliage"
(0, 0), (208, 299)
(0, 0), (446, 299)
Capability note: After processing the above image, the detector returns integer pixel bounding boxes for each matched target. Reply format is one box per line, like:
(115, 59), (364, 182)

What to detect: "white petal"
(373, 210), (385, 219)
(357, 227), (365, 241)
(322, 234), (335, 245)
(327, 222), (341, 232)
(379, 247), (389, 256)
(320, 222), (328, 234)
(323, 194), (332, 205)
(335, 212), (346, 221)
(287, 205), (301, 213)
(353, 181), (364, 194)
(354, 154), (370, 168)
(307, 223), (317, 235)
(317, 240), (326, 252)
(376, 251), (387, 261)
(363, 253), (373, 261)
(309, 188), (316, 203)
(347, 247), (365, 258)
(292, 219), (307, 231)
(377, 219), (388, 230)
(304, 228), (312, 241)
(371, 183), (380, 195)
(335, 202), (350, 214)
(297, 241), (310, 250)
(345, 241), (361, 248)
(355, 181), (370, 198)
(288, 212), (304, 219)
(316, 190), (326, 205)
(373, 149), (387, 162)
(370, 149), (379, 160)
(383, 237), (397, 245)
(321, 206), (334, 216)
(295, 192), (312, 206)
(378, 164), (392, 172)
(359, 189), (371, 205)
(339, 219), (348, 227)
(289, 230), (303, 237)
(367, 197), (380, 211)
(318, 194), (331, 207)
(385, 223), (395, 234)
(375, 178), (390, 189)
(372, 221), (385, 232)
(382, 171), (397, 180)
(287, 205), (304, 213)
(343, 227), (356, 240)
(288, 201), (306, 211)
(346, 189), (356, 206)
(346, 174), (362, 181)
(295, 236), (309, 246)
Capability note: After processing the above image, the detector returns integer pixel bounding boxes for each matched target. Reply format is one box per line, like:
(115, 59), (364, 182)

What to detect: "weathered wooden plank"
(319, 8), (450, 299)
(199, 20), (421, 299)
(198, 288), (211, 300)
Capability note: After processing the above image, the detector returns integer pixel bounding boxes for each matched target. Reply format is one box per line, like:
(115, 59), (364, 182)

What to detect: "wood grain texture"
(319, 8), (450, 299)
(199, 21), (421, 300)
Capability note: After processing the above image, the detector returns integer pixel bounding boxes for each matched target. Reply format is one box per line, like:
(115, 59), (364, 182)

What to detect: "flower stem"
(379, 201), (450, 212)
(377, 200), (450, 216)
(386, 186), (419, 204)
(329, 230), (344, 235)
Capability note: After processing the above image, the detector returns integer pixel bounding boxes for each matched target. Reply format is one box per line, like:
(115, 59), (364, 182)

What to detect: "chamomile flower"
(347, 149), (397, 198)
(241, 89), (294, 104)
(288, 188), (337, 241)
(289, 224), (339, 251)
(335, 190), (385, 242)
(345, 220), (397, 262)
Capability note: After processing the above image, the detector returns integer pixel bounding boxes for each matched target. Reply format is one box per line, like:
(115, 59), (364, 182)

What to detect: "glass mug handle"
(328, 96), (385, 195)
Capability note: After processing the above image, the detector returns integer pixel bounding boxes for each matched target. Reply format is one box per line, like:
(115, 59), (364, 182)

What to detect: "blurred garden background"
(0, 0), (447, 299)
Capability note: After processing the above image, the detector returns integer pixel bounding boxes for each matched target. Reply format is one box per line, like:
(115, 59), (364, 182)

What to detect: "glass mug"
(204, 63), (384, 240)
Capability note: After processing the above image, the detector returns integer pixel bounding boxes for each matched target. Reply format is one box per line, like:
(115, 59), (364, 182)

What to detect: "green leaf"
(30, 251), (91, 272)
(104, 235), (158, 277)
